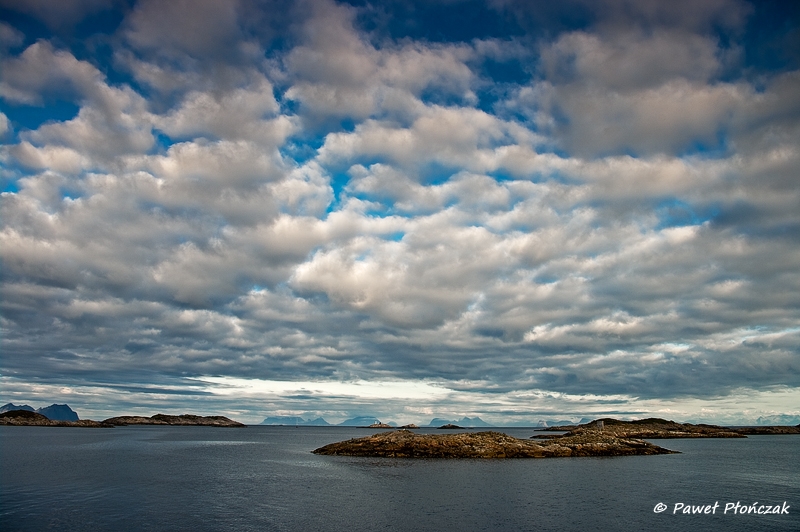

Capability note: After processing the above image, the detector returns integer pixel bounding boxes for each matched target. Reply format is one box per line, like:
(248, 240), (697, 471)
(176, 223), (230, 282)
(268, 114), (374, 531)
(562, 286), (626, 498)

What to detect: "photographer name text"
(653, 501), (790, 515)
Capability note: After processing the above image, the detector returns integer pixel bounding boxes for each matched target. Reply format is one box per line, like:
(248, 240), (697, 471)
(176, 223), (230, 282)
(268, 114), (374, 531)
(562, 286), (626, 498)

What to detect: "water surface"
(1, 426), (798, 531)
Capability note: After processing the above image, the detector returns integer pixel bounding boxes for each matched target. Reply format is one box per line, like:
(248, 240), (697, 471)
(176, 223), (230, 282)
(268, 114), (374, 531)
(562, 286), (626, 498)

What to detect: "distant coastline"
(535, 417), (800, 437)
(3, 402), (800, 433)
(0, 410), (245, 428)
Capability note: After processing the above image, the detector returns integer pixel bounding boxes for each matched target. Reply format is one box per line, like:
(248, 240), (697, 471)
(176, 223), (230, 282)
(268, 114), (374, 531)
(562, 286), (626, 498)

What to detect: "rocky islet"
(312, 428), (678, 458)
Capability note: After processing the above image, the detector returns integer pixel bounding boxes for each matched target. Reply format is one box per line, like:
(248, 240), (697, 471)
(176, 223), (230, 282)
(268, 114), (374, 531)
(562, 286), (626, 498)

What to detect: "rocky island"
(313, 429), (676, 458)
(537, 417), (800, 438)
(102, 414), (246, 427)
(0, 410), (112, 427)
(537, 417), (745, 439)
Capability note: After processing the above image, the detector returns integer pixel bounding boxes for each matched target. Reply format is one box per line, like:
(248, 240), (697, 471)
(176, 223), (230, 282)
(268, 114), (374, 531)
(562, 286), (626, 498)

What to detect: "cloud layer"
(1, 0), (798, 424)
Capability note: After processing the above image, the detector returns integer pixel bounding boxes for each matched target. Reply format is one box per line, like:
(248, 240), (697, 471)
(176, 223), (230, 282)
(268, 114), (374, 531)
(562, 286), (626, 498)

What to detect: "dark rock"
(0, 410), (48, 421)
(438, 424), (464, 429)
(313, 429), (677, 458)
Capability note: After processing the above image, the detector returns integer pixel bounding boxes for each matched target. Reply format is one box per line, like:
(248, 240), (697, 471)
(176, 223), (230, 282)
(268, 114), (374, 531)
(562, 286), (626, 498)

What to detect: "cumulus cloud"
(1, 0), (798, 424)
(284, 0), (475, 123)
(0, 41), (105, 105)
(155, 77), (287, 141)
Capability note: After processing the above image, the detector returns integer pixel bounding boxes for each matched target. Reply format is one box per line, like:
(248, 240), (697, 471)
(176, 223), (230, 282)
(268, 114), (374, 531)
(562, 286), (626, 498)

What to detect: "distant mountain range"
(260, 416), (332, 426)
(259, 415), (599, 428)
(261, 415), (509, 427)
(755, 414), (800, 426)
(0, 403), (79, 421)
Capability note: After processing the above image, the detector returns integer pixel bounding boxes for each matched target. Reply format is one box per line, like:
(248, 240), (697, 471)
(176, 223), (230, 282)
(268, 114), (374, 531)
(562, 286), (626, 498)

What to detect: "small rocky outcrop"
(313, 429), (676, 458)
(102, 414), (245, 427)
(365, 422), (394, 428)
(399, 424), (419, 429)
(539, 418), (746, 439)
(0, 410), (111, 427)
(438, 424), (464, 429)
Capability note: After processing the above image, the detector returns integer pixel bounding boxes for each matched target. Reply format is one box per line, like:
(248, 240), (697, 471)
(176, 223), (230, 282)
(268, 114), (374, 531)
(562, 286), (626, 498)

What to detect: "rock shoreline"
(0, 410), (113, 427)
(733, 425), (800, 435)
(312, 429), (677, 458)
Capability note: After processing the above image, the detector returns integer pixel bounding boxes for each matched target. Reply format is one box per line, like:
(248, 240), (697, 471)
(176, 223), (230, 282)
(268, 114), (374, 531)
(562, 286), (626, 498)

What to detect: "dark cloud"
(123, 0), (243, 60)
(493, 0), (751, 35)
(0, 0), (116, 33)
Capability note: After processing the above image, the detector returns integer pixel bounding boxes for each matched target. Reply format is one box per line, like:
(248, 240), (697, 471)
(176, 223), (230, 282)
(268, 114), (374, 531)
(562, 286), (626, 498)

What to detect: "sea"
(1, 425), (798, 531)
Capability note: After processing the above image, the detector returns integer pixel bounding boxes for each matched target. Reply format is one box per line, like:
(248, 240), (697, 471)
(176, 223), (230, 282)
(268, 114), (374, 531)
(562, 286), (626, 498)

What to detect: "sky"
(1, 0), (799, 426)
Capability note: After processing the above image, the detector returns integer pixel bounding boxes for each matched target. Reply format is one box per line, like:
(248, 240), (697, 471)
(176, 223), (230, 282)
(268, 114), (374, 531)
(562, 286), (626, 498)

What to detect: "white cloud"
(318, 105), (534, 174)
(0, 41), (104, 104)
(26, 86), (155, 159)
(540, 29), (723, 89)
(9, 142), (90, 173)
(285, 0), (475, 122)
(156, 76), (290, 142)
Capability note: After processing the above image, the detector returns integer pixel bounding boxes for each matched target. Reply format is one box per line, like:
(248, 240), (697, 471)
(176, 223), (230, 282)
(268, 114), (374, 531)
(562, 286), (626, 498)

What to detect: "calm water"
(1, 426), (798, 531)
